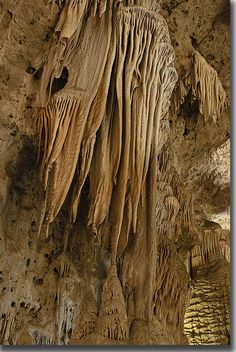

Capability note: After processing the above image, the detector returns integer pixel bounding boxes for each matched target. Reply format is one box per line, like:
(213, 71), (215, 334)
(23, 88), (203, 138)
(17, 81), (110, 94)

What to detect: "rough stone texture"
(184, 257), (230, 345)
(159, 1), (230, 344)
(0, 0), (230, 346)
(161, 0), (230, 224)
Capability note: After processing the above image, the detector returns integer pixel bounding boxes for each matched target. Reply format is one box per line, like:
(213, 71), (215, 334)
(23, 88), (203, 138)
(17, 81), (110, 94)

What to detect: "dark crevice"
(178, 90), (199, 119)
(190, 36), (198, 49)
(183, 127), (190, 136)
(51, 66), (69, 95)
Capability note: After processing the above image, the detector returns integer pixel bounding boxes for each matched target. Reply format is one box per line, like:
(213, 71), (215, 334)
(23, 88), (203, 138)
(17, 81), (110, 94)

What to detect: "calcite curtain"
(36, 0), (178, 339)
(38, 0), (176, 240)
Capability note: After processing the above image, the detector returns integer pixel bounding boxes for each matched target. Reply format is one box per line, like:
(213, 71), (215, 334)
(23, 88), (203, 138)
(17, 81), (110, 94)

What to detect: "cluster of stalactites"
(191, 228), (230, 267)
(171, 50), (226, 123)
(37, 0), (116, 235)
(158, 149), (230, 270)
(37, 0), (178, 264)
(157, 148), (195, 239)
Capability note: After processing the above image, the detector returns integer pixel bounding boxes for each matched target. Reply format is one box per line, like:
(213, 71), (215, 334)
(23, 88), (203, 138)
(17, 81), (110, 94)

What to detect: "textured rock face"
(0, 0), (230, 346)
(185, 257), (230, 345)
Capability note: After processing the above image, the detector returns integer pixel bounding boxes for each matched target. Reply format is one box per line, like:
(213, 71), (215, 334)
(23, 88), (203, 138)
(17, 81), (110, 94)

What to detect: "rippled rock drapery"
(36, 0), (179, 341)
(37, 0), (177, 256)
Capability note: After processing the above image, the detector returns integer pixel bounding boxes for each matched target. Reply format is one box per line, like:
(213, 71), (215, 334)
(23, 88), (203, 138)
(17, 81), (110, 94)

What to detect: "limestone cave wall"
(0, 0), (230, 346)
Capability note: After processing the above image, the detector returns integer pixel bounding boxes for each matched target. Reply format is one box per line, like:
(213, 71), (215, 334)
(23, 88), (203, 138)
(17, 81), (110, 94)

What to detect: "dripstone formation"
(0, 0), (230, 345)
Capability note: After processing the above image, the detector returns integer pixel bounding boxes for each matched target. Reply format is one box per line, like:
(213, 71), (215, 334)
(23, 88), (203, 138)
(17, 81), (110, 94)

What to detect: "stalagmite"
(71, 288), (98, 342)
(96, 265), (129, 341)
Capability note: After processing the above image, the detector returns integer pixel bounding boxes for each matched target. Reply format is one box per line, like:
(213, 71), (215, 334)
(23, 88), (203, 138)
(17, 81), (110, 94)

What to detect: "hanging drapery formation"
(37, 0), (115, 237)
(191, 51), (226, 122)
(36, 0), (177, 335)
(171, 50), (226, 123)
(191, 227), (230, 267)
(37, 0), (177, 261)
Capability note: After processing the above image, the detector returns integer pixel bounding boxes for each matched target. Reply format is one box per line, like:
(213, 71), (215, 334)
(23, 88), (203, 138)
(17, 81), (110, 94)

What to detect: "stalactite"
(70, 31), (116, 223)
(108, 7), (176, 265)
(37, 0), (177, 278)
(169, 171), (182, 200)
(191, 228), (230, 267)
(87, 108), (114, 234)
(158, 149), (171, 179)
(192, 51), (226, 123)
(164, 195), (179, 222)
(182, 193), (194, 232)
(36, 0), (180, 340)
(60, 225), (72, 277)
(37, 0), (115, 235)
(171, 50), (226, 122)
(38, 2), (177, 272)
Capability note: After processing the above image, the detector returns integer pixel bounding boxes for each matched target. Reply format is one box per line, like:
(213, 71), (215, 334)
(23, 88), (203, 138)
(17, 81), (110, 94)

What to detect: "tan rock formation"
(0, 0), (230, 346)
